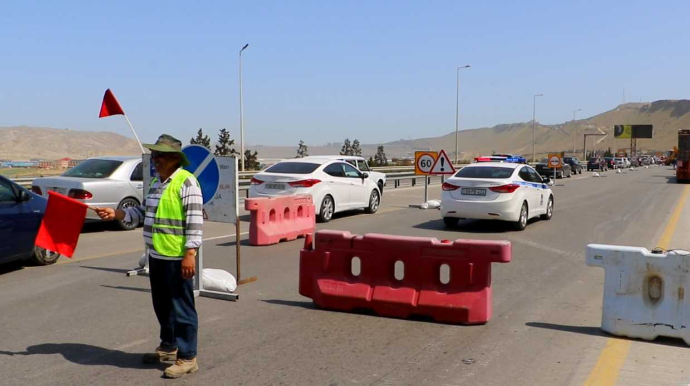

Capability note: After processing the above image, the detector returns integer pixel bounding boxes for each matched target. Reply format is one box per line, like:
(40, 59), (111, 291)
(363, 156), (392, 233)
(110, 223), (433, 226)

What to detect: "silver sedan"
(32, 156), (144, 230)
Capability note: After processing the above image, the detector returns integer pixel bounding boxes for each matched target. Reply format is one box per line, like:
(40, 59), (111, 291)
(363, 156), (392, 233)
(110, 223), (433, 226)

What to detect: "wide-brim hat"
(143, 134), (190, 166)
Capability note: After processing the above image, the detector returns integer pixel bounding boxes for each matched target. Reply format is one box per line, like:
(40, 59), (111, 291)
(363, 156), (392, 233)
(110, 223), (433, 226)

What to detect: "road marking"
(57, 232), (249, 265)
(582, 184), (690, 386)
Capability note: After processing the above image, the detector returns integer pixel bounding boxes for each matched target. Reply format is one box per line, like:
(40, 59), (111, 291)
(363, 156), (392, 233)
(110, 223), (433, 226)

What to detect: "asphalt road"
(1, 165), (687, 386)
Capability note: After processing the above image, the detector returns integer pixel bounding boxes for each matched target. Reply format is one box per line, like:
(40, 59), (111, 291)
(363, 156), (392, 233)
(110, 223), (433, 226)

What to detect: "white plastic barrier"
(586, 244), (690, 345)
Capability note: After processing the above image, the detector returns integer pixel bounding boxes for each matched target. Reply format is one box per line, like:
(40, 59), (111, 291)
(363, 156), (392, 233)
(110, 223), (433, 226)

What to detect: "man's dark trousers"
(149, 256), (198, 359)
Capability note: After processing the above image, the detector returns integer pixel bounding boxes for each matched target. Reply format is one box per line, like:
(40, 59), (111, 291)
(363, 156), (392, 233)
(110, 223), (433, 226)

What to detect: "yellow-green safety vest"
(150, 169), (197, 257)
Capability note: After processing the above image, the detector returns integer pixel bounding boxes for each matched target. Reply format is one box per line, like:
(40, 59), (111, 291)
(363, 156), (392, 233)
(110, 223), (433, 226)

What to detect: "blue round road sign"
(182, 145), (220, 205)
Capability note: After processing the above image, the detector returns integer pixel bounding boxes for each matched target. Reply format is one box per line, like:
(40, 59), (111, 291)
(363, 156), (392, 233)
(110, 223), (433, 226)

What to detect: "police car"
(440, 162), (553, 230)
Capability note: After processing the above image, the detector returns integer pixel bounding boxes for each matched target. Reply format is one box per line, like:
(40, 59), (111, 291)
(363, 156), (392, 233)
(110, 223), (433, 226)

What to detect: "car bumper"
(440, 195), (522, 222)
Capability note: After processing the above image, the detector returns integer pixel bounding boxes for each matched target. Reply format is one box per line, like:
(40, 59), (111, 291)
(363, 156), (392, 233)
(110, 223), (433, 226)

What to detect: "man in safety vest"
(94, 134), (203, 379)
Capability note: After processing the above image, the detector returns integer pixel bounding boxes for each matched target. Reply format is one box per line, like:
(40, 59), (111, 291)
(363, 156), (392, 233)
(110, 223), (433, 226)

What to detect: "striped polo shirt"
(123, 167), (204, 260)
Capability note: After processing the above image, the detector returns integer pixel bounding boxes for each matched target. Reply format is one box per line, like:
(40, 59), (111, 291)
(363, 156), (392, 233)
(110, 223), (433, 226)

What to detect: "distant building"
(38, 157), (84, 169)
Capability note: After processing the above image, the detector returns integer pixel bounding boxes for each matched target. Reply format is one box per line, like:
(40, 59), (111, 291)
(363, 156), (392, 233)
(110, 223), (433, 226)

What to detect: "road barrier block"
(245, 195), (315, 246)
(300, 230), (511, 324)
(587, 244), (690, 344)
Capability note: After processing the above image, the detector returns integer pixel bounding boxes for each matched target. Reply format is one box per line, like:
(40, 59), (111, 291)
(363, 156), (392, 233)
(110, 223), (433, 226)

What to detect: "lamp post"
(532, 94), (543, 163)
(239, 43), (249, 171)
(572, 108), (581, 153)
(455, 65), (470, 165)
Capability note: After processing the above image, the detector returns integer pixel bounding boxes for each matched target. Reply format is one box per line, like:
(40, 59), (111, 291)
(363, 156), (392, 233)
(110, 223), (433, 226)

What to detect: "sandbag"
(202, 269), (237, 293)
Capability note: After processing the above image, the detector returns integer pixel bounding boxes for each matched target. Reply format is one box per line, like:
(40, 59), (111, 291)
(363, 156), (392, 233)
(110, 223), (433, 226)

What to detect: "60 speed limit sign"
(415, 151), (438, 175)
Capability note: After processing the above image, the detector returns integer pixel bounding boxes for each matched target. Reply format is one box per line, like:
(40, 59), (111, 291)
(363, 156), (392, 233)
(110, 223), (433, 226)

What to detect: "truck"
(677, 129), (690, 182)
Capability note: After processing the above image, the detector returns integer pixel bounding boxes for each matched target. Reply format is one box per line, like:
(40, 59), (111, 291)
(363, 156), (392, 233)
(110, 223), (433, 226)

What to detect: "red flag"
(35, 191), (88, 258)
(99, 89), (125, 118)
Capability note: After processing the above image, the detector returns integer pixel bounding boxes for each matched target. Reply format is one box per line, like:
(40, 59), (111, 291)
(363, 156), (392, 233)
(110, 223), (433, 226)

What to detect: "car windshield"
(265, 162), (320, 174)
(589, 158), (599, 162)
(61, 159), (123, 178)
(455, 166), (514, 179)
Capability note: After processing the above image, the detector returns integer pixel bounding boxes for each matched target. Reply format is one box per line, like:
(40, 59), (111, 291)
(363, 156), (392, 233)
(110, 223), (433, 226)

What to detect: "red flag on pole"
(99, 89), (125, 118)
(35, 191), (88, 258)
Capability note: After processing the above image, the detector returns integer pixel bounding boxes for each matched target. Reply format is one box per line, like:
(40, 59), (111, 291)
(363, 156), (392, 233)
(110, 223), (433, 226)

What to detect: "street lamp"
(455, 65), (471, 165)
(572, 108), (581, 153)
(532, 94), (543, 163)
(239, 43), (249, 171)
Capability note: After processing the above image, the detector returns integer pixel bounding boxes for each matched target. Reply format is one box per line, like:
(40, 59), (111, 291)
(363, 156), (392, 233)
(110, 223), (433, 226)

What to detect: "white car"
(302, 155), (386, 193)
(440, 162), (554, 230)
(249, 158), (382, 222)
(32, 157), (143, 230)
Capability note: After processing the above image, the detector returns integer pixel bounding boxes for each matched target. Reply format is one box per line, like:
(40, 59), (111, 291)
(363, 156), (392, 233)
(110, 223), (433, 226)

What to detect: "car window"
(528, 168), (543, 183)
(358, 161), (371, 171)
(130, 162), (143, 181)
(345, 160), (357, 168)
(455, 166), (515, 179)
(518, 167), (532, 182)
(342, 163), (361, 178)
(62, 159), (123, 178)
(266, 162), (320, 174)
(0, 179), (17, 203)
(323, 163), (345, 177)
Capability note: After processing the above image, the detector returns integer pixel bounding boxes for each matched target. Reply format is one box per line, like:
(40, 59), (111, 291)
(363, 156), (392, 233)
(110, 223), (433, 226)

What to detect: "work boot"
(142, 346), (178, 364)
(164, 358), (199, 379)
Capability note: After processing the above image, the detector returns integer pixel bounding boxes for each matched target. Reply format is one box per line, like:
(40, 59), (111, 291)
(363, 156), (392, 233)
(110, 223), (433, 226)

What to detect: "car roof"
(275, 158), (336, 165)
(465, 162), (522, 169)
(88, 156), (140, 161)
(303, 155), (365, 161)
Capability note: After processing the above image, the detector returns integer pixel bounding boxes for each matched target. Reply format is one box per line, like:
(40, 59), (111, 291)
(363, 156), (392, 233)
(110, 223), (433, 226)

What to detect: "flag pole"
(123, 114), (145, 153)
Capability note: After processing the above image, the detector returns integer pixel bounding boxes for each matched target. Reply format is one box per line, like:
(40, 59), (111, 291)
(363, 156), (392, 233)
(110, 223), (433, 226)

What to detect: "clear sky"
(1, 0), (688, 147)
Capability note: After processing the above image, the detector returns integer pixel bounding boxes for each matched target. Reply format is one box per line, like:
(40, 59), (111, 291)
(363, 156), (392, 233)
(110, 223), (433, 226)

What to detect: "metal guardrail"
(11, 164), (466, 198)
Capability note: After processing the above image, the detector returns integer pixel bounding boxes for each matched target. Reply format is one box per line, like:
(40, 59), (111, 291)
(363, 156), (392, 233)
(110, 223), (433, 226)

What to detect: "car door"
(0, 179), (37, 262)
(128, 161), (144, 201)
(322, 163), (351, 211)
(528, 168), (547, 215)
(518, 167), (539, 215)
(342, 163), (370, 207)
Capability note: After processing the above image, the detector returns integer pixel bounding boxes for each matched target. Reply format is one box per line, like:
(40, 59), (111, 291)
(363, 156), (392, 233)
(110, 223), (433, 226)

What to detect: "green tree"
(214, 128), (237, 156)
(244, 149), (260, 170)
(190, 128), (211, 150)
(374, 145), (387, 166)
(296, 140), (308, 158)
(340, 138), (352, 156)
(351, 139), (362, 156)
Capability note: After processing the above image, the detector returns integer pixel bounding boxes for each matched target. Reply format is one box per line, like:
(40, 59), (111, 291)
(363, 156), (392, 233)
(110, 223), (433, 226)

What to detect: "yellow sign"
(548, 154), (562, 169)
(415, 151), (438, 175)
(614, 125), (633, 139)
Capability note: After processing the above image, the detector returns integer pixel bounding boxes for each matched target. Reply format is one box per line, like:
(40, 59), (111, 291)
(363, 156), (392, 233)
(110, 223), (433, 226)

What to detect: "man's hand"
(92, 207), (124, 221)
(181, 249), (196, 279)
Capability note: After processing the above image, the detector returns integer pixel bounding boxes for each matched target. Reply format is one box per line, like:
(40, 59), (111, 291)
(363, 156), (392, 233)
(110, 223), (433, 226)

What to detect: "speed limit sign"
(415, 151), (438, 175)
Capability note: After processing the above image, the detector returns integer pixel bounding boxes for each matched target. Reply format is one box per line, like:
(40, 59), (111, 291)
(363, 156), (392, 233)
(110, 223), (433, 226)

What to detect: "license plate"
(50, 187), (67, 195)
(461, 188), (486, 196)
(265, 183), (286, 190)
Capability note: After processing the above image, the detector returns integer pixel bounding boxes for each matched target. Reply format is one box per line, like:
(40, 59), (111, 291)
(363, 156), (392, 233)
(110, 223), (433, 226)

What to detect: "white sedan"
(440, 162), (554, 230)
(249, 158), (382, 222)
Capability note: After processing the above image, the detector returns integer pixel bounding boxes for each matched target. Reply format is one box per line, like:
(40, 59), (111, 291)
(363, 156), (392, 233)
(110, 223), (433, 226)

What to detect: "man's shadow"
(0, 343), (167, 370)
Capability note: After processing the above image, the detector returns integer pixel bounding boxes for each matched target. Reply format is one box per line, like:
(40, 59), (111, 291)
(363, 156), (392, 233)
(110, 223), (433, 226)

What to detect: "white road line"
(204, 232), (248, 241)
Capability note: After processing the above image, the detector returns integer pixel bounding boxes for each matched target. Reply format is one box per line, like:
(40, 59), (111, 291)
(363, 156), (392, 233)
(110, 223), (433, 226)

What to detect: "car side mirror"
(19, 190), (31, 202)
(541, 176), (551, 184)
(362, 173), (369, 179)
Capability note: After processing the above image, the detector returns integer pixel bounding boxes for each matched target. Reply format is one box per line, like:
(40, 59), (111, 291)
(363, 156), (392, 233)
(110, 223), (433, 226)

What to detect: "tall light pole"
(455, 65), (471, 165)
(239, 43), (249, 171)
(532, 94), (543, 163)
(572, 108), (581, 153)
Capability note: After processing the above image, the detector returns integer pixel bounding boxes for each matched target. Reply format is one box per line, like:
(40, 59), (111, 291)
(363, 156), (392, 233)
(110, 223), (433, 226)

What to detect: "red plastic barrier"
(245, 195), (316, 246)
(299, 231), (511, 324)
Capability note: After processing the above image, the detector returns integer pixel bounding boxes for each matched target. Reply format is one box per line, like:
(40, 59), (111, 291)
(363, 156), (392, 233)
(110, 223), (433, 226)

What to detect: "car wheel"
(378, 181), (384, 196)
(443, 217), (459, 228)
(115, 197), (140, 231)
(30, 246), (61, 266)
(540, 196), (554, 220)
(365, 189), (380, 214)
(513, 202), (528, 231)
(317, 195), (335, 223)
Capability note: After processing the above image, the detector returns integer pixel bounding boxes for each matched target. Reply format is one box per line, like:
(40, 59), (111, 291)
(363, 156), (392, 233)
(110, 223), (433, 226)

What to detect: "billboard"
(614, 125), (653, 139)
